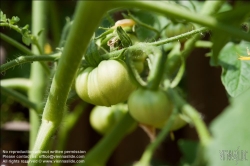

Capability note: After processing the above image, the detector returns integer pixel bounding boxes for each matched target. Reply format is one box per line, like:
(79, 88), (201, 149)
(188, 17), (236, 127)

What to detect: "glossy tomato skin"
(128, 89), (173, 128)
(75, 60), (136, 106)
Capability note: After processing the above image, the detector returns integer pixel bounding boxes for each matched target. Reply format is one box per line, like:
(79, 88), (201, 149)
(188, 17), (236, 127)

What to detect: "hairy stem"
(53, 103), (87, 166)
(29, 1), (110, 165)
(101, 27), (209, 61)
(152, 27), (208, 46)
(0, 33), (51, 73)
(0, 52), (61, 73)
(0, 32), (33, 55)
(0, 23), (43, 54)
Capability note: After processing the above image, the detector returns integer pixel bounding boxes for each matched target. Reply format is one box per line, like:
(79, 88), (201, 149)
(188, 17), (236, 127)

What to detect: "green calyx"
(116, 26), (132, 48)
(84, 39), (103, 67)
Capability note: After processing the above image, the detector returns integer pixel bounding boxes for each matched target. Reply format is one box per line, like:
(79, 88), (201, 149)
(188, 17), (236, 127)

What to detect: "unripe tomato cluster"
(75, 19), (187, 133)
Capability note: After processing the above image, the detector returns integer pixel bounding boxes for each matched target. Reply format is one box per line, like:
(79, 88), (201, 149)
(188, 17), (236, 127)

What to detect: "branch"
(1, 86), (38, 111)
(0, 78), (31, 91)
(0, 52), (61, 73)
(101, 27), (208, 61)
(151, 27), (208, 46)
(169, 88), (211, 146)
(0, 33), (51, 74)
(0, 32), (33, 55)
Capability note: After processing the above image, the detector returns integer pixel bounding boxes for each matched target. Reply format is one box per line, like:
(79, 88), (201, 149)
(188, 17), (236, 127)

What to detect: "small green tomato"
(90, 104), (136, 135)
(128, 88), (173, 128)
(169, 114), (187, 131)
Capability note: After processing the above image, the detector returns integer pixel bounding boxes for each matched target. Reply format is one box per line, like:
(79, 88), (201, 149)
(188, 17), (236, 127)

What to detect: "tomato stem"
(135, 107), (178, 166)
(125, 44), (148, 88)
(0, 52), (61, 73)
(101, 27), (207, 61)
(147, 46), (166, 90)
(1, 86), (38, 111)
(168, 88), (211, 146)
(0, 32), (33, 55)
(29, 1), (110, 165)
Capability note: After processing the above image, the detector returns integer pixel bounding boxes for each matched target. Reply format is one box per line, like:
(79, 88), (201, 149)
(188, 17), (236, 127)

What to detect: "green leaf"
(210, 3), (250, 66)
(0, 10), (7, 22)
(218, 41), (250, 97)
(37, 29), (44, 36)
(10, 16), (20, 24)
(205, 88), (250, 166)
(210, 31), (230, 66)
(22, 35), (31, 46)
(21, 25), (30, 35)
(116, 26), (132, 48)
(178, 139), (198, 165)
(85, 39), (102, 67)
(22, 24), (29, 30)
(132, 10), (160, 41)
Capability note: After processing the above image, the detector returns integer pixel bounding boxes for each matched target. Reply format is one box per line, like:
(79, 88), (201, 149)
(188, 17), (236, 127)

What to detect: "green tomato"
(165, 22), (194, 42)
(128, 88), (173, 128)
(90, 104), (136, 135)
(169, 114), (187, 131)
(75, 60), (136, 106)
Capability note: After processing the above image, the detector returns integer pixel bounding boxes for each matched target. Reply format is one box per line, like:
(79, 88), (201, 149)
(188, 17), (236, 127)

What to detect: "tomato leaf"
(210, 3), (250, 66)
(131, 10), (160, 41)
(22, 35), (31, 46)
(218, 41), (250, 97)
(210, 31), (230, 66)
(10, 16), (20, 24)
(178, 139), (198, 165)
(205, 88), (250, 166)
